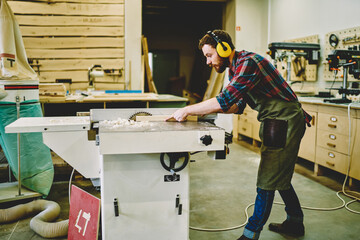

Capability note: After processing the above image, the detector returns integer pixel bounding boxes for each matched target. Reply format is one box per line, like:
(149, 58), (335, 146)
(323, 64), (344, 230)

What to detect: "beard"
(213, 57), (229, 73)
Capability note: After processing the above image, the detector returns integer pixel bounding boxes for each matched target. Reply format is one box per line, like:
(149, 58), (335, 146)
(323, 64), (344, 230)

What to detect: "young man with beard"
(167, 30), (311, 239)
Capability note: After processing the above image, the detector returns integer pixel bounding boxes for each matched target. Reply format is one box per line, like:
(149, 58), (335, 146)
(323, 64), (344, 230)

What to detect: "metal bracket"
(164, 174), (180, 182)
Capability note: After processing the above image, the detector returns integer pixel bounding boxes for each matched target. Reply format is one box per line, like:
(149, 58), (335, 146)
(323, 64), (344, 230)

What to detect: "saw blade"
(128, 111), (152, 121)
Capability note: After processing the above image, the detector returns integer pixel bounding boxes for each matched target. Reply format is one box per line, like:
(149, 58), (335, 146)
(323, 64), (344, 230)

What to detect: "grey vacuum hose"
(0, 199), (68, 238)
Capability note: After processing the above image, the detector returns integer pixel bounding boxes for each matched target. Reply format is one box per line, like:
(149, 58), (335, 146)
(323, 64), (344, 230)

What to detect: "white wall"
(235, 0), (268, 55)
(269, 0), (360, 91)
(125, 0), (142, 91)
(224, 0), (236, 42)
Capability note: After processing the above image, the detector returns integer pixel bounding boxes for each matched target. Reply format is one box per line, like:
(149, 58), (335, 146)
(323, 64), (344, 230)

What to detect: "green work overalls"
(246, 92), (306, 190)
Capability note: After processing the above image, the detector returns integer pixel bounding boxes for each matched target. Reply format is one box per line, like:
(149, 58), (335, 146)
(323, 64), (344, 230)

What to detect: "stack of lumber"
(39, 83), (67, 102)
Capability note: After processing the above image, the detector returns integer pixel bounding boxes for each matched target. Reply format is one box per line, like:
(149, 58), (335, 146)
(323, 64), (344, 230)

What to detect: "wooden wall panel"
(8, 2), (124, 16)
(38, 71), (124, 83)
(16, 16), (124, 26)
(29, 59), (125, 71)
(62, 82), (126, 92)
(26, 49), (124, 59)
(8, 0), (125, 92)
(20, 26), (124, 37)
(23, 37), (124, 49)
(12, 0), (125, 3)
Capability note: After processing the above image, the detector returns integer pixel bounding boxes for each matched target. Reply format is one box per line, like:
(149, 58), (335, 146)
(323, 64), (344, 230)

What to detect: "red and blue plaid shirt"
(216, 50), (312, 126)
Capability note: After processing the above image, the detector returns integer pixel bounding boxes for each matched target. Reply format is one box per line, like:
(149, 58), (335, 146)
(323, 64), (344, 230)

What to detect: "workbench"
(40, 93), (189, 116)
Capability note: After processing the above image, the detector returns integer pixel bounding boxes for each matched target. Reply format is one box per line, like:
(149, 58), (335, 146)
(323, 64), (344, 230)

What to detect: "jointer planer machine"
(5, 108), (229, 240)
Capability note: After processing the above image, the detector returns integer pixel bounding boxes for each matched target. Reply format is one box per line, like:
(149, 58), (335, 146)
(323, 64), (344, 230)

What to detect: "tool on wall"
(88, 65), (104, 91)
(267, 42), (320, 83)
(329, 34), (340, 48)
(324, 49), (360, 103)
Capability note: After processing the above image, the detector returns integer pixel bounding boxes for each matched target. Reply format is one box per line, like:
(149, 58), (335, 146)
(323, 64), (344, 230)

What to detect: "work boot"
(268, 220), (305, 237)
(237, 235), (251, 240)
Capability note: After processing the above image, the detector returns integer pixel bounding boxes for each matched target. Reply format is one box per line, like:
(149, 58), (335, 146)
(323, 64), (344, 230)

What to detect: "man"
(168, 30), (311, 240)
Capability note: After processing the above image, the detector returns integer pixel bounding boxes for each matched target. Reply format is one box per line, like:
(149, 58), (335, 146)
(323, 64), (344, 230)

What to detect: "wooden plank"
(20, 26), (124, 37)
(203, 68), (225, 101)
(142, 36), (157, 93)
(38, 70), (124, 83)
(39, 83), (67, 96)
(93, 82), (125, 90)
(8, 2), (124, 16)
(9, 0), (124, 3)
(26, 48), (124, 59)
(39, 71), (86, 83)
(16, 15), (124, 26)
(141, 55), (145, 93)
(29, 59), (125, 71)
(68, 82), (88, 92)
(23, 37), (124, 49)
(93, 75), (124, 83)
(136, 115), (198, 122)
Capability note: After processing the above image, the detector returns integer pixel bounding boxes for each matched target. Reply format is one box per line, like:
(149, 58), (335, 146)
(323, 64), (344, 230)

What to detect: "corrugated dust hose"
(0, 199), (68, 238)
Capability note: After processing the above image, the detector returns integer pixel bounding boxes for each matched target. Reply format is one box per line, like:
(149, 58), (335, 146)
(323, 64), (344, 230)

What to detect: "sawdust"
(99, 118), (154, 130)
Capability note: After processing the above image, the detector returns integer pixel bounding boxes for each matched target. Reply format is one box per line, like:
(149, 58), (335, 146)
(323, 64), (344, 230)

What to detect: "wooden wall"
(8, 0), (125, 92)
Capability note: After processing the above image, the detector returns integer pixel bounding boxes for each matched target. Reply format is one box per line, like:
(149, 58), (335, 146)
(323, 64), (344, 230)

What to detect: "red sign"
(68, 185), (101, 240)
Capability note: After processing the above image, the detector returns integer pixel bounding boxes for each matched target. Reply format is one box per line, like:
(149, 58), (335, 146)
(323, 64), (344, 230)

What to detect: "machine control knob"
(200, 135), (213, 146)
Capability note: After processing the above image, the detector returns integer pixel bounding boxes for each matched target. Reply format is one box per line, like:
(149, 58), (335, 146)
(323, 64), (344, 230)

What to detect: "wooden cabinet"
(234, 106), (261, 142)
(233, 101), (360, 182)
(315, 106), (357, 177)
(317, 129), (349, 154)
(350, 118), (360, 180)
(316, 146), (348, 175)
(298, 103), (317, 162)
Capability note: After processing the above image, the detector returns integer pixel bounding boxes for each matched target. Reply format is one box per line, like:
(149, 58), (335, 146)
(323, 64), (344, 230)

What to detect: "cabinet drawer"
(316, 147), (348, 174)
(317, 112), (349, 135)
(316, 129), (349, 155)
(243, 107), (257, 120)
(253, 121), (261, 141)
(239, 115), (251, 124)
(238, 120), (253, 138)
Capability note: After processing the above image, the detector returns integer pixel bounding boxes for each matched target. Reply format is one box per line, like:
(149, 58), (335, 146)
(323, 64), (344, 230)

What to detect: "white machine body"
(0, 80), (39, 102)
(5, 108), (225, 240)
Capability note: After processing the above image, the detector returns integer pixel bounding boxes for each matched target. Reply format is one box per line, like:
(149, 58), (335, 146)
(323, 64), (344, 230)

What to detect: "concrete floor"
(1, 140), (360, 240)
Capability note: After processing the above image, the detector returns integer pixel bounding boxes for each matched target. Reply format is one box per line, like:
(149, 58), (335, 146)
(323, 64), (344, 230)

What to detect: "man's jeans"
(243, 185), (303, 239)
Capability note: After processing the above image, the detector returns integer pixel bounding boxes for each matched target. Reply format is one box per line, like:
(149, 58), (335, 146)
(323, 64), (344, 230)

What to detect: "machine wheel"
(160, 152), (189, 172)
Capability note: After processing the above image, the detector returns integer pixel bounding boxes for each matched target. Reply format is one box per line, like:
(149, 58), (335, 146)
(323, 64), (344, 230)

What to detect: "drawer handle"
(242, 128), (247, 131)
(328, 152), (335, 158)
(329, 134), (336, 140)
(244, 113), (248, 116)
(328, 124), (337, 128)
(326, 161), (335, 167)
(327, 143), (336, 148)
(330, 116), (338, 122)
(311, 115), (315, 126)
(244, 119), (247, 122)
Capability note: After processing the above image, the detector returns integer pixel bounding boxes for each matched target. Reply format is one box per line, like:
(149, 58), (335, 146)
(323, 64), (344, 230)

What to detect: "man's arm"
(168, 97), (239, 122)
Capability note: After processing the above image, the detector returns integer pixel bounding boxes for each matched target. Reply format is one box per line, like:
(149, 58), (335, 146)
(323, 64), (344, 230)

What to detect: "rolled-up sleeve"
(235, 98), (246, 114)
(216, 58), (261, 112)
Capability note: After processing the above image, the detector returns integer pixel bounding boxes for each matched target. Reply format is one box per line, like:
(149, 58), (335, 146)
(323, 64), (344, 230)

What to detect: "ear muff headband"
(207, 31), (232, 58)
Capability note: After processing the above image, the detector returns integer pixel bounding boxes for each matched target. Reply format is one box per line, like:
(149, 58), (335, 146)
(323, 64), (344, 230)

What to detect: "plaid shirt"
(216, 50), (312, 126)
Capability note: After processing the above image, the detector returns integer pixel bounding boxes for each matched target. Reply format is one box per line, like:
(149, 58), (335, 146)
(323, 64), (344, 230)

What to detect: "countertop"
(298, 96), (360, 110)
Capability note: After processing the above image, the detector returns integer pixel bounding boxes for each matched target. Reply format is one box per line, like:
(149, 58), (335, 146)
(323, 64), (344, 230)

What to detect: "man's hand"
(166, 98), (222, 122)
(166, 107), (189, 122)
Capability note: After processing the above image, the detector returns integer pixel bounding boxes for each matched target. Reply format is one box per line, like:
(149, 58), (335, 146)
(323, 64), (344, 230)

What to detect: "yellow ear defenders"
(207, 31), (232, 58)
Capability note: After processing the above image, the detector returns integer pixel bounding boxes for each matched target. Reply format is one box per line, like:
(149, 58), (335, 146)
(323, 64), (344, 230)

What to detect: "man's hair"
(198, 29), (235, 51)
